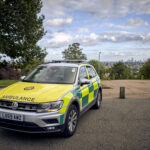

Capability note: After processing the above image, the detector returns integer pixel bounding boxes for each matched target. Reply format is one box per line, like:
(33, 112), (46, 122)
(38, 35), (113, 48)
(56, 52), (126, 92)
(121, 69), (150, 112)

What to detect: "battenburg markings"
(72, 87), (82, 99)
(82, 95), (89, 107)
(88, 85), (94, 93)
(94, 89), (98, 98)
(60, 114), (64, 125)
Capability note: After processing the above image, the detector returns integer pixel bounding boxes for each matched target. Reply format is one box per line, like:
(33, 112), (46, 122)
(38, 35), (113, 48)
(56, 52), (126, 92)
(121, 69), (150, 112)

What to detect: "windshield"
(23, 66), (77, 84)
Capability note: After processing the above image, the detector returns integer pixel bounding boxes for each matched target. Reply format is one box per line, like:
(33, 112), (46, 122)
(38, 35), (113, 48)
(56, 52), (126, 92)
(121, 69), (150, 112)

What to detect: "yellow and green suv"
(0, 60), (102, 137)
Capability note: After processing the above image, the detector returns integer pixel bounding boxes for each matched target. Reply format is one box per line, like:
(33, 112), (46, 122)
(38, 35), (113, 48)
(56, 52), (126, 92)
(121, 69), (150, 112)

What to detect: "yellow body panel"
(89, 91), (94, 102)
(0, 82), (73, 103)
(60, 92), (74, 113)
(80, 85), (89, 97)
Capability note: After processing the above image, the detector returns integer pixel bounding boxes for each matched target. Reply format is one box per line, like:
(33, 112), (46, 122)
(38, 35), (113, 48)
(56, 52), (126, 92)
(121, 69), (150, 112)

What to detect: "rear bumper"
(0, 108), (65, 133)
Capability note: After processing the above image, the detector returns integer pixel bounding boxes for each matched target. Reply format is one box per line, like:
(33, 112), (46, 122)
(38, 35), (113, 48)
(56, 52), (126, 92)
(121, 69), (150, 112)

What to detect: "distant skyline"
(38, 0), (150, 61)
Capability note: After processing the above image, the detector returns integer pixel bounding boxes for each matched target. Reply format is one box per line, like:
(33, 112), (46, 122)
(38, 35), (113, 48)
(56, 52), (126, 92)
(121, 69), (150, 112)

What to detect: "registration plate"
(0, 112), (23, 122)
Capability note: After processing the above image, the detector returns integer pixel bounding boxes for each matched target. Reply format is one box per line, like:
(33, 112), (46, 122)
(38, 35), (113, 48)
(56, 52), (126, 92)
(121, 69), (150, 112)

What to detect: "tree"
(21, 58), (44, 75)
(109, 62), (132, 79)
(0, 0), (47, 65)
(88, 60), (105, 79)
(139, 59), (150, 79)
(62, 43), (87, 60)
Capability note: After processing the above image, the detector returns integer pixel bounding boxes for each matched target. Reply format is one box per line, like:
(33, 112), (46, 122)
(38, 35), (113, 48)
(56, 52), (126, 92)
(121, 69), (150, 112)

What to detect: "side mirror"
(79, 78), (90, 86)
(21, 76), (26, 80)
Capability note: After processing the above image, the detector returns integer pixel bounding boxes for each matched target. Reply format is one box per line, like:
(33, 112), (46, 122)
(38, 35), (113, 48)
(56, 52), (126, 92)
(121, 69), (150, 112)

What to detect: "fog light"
(43, 119), (58, 124)
(47, 126), (55, 130)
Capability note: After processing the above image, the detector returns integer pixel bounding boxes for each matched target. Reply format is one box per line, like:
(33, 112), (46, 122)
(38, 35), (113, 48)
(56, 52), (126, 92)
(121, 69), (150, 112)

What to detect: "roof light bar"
(45, 60), (86, 64)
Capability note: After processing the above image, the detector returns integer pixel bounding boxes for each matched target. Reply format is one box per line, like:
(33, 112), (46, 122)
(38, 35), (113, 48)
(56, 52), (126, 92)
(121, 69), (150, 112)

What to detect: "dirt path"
(102, 80), (150, 99)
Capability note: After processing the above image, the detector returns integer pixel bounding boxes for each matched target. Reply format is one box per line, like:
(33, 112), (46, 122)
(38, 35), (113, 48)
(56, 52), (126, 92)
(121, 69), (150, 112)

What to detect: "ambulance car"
(0, 60), (102, 137)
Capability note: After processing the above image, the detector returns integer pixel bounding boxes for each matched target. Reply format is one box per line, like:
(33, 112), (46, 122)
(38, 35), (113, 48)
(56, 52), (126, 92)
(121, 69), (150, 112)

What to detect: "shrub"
(0, 65), (21, 80)
(138, 59), (150, 79)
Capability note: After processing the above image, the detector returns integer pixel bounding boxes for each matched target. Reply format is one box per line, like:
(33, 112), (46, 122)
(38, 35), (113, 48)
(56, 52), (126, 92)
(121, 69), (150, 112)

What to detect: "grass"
(0, 80), (19, 86)
(102, 84), (111, 89)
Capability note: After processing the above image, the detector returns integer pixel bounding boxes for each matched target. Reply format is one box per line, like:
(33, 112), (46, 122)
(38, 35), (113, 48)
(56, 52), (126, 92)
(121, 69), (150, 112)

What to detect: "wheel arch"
(71, 100), (80, 115)
(66, 97), (80, 116)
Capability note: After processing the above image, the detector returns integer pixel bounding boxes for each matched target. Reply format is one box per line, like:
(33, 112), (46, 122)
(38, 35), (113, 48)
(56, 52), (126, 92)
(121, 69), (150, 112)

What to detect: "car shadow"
(0, 129), (64, 141)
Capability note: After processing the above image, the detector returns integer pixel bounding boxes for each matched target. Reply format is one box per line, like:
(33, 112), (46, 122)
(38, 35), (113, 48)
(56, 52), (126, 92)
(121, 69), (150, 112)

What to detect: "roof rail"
(45, 60), (86, 64)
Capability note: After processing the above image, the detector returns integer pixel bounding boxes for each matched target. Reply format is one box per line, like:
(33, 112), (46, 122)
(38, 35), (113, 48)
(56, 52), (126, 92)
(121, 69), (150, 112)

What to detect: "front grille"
(0, 118), (38, 127)
(0, 99), (38, 112)
(0, 118), (45, 132)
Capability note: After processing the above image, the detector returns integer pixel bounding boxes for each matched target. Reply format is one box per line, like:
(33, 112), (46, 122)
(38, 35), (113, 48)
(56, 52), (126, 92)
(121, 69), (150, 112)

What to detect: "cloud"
(101, 49), (150, 61)
(77, 28), (89, 33)
(42, 0), (150, 19)
(42, 0), (66, 17)
(106, 23), (132, 30)
(106, 51), (126, 57)
(76, 31), (150, 44)
(126, 18), (148, 27)
(39, 31), (73, 48)
(106, 17), (149, 30)
(39, 31), (150, 49)
(75, 33), (100, 46)
(99, 31), (144, 42)
(45, 17), (73, 27)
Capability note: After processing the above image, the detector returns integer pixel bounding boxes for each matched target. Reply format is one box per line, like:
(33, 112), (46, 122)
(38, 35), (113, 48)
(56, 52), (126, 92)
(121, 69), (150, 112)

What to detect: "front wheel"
(62, 104), (79, 137)
(93, 90), (102, 109)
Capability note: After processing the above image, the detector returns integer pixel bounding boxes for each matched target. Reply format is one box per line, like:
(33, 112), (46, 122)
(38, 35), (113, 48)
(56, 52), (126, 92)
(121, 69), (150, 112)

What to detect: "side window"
(86, 66), (96, 79)
(79, 66), (88, 80)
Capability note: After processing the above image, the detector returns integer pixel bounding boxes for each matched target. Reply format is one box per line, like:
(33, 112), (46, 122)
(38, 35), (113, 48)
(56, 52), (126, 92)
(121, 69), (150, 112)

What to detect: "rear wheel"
(62, 104), (79, 137)
(93, 90), (102, 109)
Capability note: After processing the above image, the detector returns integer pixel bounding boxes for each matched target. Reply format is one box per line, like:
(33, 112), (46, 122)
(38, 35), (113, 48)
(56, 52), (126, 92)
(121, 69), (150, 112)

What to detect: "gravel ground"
(0, 98), (150, 150)
(102, 80), (150, 99)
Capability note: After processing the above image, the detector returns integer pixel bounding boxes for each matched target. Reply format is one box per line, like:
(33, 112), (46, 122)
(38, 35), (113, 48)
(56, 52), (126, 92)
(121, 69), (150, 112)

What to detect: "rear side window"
(79, 66), (88, 80)
(86, 66), (96, 79)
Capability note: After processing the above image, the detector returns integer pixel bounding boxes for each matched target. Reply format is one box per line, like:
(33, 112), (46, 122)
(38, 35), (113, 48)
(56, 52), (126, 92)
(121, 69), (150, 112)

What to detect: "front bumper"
(0, 108), (65, 133)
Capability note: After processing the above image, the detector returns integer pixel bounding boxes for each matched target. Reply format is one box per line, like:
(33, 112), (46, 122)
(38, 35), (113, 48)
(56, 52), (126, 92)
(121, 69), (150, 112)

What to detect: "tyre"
(93, 90), (102, 109)
(62, 104), (79, 137)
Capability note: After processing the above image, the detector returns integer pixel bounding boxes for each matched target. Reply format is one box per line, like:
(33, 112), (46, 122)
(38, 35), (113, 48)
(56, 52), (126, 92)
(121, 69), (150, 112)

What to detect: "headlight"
(37, 100), (64, 112)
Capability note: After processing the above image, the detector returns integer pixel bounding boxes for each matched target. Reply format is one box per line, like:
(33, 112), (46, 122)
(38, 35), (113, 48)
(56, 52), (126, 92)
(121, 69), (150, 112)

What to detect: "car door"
(86, 65), (98, 102)
(78, 66), (90, 109)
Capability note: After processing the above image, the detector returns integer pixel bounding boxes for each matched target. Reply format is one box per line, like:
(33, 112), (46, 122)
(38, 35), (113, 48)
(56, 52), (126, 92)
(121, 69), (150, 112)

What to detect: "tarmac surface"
(0, 98), (150, 150)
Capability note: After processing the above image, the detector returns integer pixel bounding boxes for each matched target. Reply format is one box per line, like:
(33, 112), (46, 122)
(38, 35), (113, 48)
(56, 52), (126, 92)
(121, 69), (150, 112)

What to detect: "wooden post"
(120, 87), (125, 99)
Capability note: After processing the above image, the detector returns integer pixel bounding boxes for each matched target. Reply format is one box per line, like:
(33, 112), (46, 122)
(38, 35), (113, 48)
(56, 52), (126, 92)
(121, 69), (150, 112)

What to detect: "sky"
(38, 0), (150, 62)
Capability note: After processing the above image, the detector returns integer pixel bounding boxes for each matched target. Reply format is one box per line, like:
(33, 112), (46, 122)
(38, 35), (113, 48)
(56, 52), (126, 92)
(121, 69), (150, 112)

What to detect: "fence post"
(120, 87), (125, 99)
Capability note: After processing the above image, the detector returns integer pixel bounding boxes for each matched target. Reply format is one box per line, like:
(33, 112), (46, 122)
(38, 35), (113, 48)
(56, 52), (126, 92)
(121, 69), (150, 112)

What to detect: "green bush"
(138, 59), (150, 79)
(109, 62), (133, 80)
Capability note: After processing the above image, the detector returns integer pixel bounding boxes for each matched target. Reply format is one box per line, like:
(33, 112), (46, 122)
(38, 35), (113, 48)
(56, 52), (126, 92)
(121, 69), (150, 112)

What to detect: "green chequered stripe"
(88, 84), (94, 93)
(94, 89), (98, 98)
(60, 114), (64, 125)
(82, 95), (89, 107)
(72, 87), (82, 99)
(72, 77), (100, 109)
